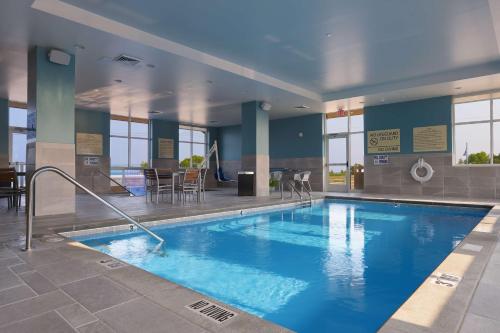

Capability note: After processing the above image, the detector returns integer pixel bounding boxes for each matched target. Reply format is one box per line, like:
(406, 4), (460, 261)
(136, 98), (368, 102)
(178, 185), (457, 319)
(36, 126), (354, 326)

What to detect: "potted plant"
(269, 178), (280, 192)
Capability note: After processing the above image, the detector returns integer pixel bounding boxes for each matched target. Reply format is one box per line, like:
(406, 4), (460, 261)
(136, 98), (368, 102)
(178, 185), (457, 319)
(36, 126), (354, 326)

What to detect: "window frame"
(110, 115), (150, 169)
(452, 98), (499, 166)
(178, 125), (208, 168)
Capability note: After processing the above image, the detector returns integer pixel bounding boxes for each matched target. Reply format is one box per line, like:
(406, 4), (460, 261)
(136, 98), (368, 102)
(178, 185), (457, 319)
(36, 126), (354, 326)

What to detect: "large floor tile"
(0, 269), (23, 291)
(468, 281), (500, 320)
(19, 271), (57, 294)
(77, 320), (115, 333)
(0, 311), (75, 333)
(460, 313), (500, 332)
(96, 297), (207, 333)
(61, 276), (138, 313)
(16, 248), (68, 267)
(57, 303), (97, 328)
(0, 285), (36, 307)
(0, 290), (73, 326)
(104, 266), (178, 296)
(37, 258), (107, 286)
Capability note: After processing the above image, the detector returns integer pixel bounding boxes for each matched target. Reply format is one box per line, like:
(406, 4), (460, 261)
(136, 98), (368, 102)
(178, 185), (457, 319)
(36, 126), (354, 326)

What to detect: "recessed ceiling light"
(294, 105), (311, 109)
(380, 98), (385, 102)
(326, 33), (332, 38)
(166, 91), (174, 95)
(93, 89), (99, 92)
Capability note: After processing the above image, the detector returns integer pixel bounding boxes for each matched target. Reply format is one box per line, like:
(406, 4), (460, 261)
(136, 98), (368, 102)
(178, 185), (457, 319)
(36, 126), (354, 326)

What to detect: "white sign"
(83, 157), (99, 166)
(373, 155), (389, 165)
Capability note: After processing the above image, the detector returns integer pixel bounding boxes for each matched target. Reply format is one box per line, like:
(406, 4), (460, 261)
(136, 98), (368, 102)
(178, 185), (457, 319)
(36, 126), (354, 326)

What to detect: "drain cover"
(97, 258), (127, 269)
(430, 272), (461, 288)
(186, 299), (237, 324)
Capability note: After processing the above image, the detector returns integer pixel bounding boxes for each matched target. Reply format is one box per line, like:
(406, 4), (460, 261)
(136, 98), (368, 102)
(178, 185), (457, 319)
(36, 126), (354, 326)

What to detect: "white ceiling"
(1, 0), (500, 126)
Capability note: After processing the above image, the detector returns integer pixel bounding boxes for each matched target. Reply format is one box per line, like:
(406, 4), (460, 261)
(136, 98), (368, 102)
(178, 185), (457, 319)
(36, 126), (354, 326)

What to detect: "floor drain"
(186, 299), (237, 324)
(97, 258), (127, 269)
(430, 272), (461, 288)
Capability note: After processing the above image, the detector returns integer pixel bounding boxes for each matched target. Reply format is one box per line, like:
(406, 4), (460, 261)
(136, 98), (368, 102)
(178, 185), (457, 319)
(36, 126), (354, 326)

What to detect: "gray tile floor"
(0, 188), (297, 333)
(1, 189), (500, 332)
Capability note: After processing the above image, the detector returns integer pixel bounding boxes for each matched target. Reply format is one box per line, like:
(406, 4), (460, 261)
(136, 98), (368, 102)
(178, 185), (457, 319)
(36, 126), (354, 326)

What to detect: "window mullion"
(491, 98), (495, 165)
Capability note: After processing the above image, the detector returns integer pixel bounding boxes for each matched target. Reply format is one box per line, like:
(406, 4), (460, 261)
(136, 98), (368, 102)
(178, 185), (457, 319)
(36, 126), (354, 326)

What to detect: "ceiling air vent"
(113, 54), (142, 66)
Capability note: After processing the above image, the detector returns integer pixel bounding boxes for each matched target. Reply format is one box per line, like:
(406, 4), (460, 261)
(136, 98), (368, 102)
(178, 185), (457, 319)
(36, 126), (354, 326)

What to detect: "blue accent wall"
(0, 99), (8, 155)
(364, 96), (452, 154)
(75, 109), (110, 157)
(151, 119), (179, 160)
(241, 101), (269, 156)
(269, 114), (323, 158)
(218, 125), (242, 160)
(28, 47), (75, 144)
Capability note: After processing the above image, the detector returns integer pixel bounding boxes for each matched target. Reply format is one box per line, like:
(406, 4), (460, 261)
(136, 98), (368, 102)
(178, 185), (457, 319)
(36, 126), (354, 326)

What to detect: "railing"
(93, 169), (135, 197)
(25, 166), (164, 251)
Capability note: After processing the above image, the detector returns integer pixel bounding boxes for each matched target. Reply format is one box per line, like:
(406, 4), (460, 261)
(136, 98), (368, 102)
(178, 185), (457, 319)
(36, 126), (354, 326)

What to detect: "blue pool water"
(75, 200), (488, 332)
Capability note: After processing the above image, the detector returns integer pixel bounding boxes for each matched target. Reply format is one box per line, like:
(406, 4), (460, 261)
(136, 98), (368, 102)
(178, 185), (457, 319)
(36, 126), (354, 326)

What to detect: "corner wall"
(0, 99), (8, 168)
(151, 119), (179, 169)
(364, 96), (500, 199)
(270, 114), (324, 191)
(75, 109), (110, 193)
(217, 125), (241, 184)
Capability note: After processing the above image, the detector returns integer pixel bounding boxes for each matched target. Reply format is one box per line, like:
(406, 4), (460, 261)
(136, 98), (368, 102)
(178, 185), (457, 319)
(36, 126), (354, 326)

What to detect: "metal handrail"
(94, 169), (135, 197)
(25, 166), (164, 251)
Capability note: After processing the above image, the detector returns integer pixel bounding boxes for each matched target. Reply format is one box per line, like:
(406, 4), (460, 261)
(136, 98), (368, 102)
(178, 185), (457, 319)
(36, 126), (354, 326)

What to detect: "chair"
(0, 168), (24, 211)
(143, 168), (171, 204)
(176, 168), (201, 203)
(300, 171), (312, 192)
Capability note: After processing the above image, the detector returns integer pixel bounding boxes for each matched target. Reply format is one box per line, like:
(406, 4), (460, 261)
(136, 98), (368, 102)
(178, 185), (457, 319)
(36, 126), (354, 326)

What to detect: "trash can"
(238, 171), (255, 196)
(353, 166), (364, 190)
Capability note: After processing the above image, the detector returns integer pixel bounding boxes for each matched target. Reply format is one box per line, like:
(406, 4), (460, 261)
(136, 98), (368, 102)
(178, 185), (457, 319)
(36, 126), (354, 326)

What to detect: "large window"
(325, 109), (364, 191)
(453, 98), (500, 165)
(8, 106), (28, 164)
(179, 126), (207, 168)
(110, 117), (149, 168)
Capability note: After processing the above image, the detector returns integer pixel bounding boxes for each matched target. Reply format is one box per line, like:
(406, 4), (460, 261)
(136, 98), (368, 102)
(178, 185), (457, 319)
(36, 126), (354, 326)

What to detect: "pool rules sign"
(367, 129), (400, 153)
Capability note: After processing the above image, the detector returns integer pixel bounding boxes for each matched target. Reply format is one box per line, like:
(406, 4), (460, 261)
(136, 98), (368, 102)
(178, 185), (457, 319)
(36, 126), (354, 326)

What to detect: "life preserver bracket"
(410, 158), (434, 184)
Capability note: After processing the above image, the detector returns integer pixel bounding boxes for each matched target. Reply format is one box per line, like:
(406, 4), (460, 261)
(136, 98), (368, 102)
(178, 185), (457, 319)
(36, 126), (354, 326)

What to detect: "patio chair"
(143, 168), (171, 204)
(300, 171), (312, 192)
(176, 168), (201, 203)
(0, 168), (24, 211)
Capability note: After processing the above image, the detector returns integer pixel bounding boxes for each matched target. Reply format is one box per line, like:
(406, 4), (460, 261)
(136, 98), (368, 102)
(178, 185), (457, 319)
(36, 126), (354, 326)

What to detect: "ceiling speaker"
(260, 102), (272, 111)
(48, 49), (71, 66)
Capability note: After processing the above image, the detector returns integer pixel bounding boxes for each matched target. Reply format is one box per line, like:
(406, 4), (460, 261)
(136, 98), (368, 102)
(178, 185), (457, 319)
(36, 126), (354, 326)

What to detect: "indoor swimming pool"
(74, 199), (489, 332)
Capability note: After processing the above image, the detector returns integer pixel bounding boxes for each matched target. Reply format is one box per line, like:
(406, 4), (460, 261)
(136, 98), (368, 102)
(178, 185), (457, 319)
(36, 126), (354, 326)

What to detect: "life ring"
(410, 158), (434, 184)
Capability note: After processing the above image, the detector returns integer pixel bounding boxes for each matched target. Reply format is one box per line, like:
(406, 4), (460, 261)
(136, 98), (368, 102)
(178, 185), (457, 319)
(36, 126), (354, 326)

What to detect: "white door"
(327, 134), (349, 192)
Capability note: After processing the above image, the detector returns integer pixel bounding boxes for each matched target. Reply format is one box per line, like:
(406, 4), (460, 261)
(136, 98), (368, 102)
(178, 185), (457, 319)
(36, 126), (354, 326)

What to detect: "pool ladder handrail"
(287, 179), (312, 206)
(25, 166), (164, 251)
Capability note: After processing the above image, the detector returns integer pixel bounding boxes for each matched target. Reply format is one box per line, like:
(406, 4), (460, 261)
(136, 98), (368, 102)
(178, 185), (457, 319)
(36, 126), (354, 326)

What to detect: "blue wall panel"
(218, 125), (241, 160)
(364, 96), (452, 154)
(269, 114), (323, 158)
